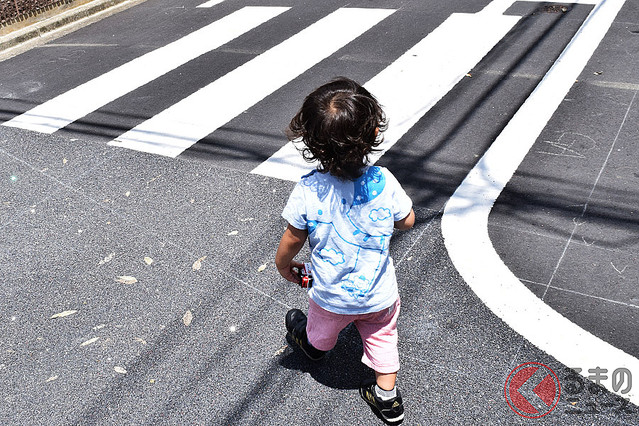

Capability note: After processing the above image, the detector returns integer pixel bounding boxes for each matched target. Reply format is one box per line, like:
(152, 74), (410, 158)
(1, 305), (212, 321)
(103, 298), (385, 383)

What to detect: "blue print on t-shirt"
(369, 207), (391, 222)
(305, 166), (394, 299)
(353, 166), (385, 206)
(319, 247), (346, 265)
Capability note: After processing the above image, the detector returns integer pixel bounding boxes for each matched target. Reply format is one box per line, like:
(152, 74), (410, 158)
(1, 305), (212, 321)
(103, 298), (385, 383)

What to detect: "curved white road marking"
(442, 0), (638, 404)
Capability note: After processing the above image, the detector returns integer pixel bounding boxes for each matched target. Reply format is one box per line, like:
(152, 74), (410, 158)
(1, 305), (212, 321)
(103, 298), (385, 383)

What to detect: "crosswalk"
(1, 0), (595, 182)
(252, 7), (521, 180)
(2, 7), (290, 135)
(108, 7), (395, 158)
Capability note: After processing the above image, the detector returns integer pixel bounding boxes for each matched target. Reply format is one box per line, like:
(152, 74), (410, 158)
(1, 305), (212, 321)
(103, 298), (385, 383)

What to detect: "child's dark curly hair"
(287, 77), (387, 180)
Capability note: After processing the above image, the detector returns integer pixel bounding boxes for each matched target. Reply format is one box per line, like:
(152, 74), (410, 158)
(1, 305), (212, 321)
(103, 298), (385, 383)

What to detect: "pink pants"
(306, 297), (400, 374)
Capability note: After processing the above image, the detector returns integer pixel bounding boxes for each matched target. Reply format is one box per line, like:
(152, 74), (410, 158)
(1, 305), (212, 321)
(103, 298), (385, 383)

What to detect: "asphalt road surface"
(0, 0), (638, 424)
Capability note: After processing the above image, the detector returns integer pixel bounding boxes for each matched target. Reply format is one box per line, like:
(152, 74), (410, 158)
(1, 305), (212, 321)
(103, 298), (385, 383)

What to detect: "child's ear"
(375, 127), (379, 137)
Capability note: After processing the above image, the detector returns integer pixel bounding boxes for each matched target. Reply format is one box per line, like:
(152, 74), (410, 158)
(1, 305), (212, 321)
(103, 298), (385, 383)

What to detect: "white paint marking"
(610, 262), (627, 275)
(41, 43), (120, 48)
(441, 0), (638, 404)
(590, 80), (639, 91)
(522, 278), (639, 310)
(368, 12), (518, 164)
(2, 7), (289, 134)
(251, 10), (521, 181)
(108, 8), (395, 157)
(197, 0), (225, 8)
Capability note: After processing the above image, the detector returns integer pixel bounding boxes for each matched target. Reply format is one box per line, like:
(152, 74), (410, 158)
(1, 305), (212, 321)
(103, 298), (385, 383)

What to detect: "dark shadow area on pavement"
(280, 324), (374, 390)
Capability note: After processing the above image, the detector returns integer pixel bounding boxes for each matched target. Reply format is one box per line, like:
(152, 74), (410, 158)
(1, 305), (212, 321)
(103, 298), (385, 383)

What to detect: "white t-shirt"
(282, 166), (413, 315)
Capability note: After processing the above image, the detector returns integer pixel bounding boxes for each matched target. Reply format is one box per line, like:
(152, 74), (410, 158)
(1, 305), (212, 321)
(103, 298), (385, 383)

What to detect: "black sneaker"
(359, 381), (404, 423)
(285, 309), (326, 361)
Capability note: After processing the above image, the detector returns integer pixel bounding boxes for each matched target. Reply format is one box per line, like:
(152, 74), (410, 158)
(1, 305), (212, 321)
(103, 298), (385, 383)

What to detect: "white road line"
(197, 0), (225, 8)
(2, 6), (289, 134)
(522, 278), (639, 311)
(251, 10), (521, 181)
(441, 0), (638, 404)
(108, 8), (395, 157)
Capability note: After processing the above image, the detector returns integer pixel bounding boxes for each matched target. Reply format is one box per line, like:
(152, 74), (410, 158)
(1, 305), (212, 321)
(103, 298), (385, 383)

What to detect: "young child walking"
(275, 77), (415, 423)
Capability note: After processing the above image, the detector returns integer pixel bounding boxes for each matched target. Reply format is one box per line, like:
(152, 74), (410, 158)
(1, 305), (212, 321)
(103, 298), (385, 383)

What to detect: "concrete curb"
(0, 0), (147, 59)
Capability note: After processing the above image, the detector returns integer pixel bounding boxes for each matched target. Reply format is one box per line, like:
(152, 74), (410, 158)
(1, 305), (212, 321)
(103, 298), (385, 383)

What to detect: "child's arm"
(275, 224), (308, 284)
(394, 208), (415, 230)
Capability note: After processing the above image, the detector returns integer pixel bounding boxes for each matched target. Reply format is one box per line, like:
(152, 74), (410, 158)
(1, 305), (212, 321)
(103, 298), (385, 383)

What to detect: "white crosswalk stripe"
(107, 8), (395, 157)
(197, 0), (226, 8)
(251, 10), (521, 181)
(2, 6), (289, 134)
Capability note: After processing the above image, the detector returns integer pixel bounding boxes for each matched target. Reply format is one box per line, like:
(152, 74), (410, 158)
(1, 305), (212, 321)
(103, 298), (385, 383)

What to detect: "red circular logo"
(504, 362), (561, 418)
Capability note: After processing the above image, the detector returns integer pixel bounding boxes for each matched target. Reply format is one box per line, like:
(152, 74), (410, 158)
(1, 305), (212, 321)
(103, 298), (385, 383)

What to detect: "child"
(275, 77), (415, 423)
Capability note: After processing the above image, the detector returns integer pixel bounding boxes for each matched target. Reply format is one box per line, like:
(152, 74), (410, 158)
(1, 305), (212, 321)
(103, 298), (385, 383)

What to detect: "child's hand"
(275, 224), (308, 285)
(277, 260), (304, 284)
